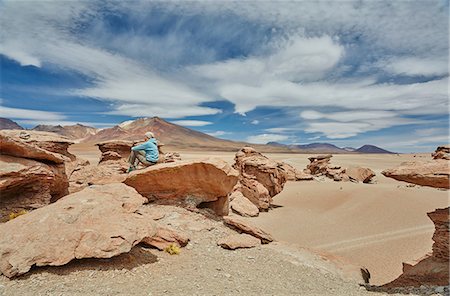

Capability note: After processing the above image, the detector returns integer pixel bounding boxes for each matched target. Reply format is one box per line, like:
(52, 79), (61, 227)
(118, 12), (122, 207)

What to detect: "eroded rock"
(432, 145), (450, 160)
(232, 147), (287, 210)
(346, 166), (375, 183)
(278, 161), (314, 181)
(124, 159), (238, 215)
(382, 160), (450, 189)
(229, 191), (259, 217)
(0, 183), (156, 278)
(141, 226), (189, 250)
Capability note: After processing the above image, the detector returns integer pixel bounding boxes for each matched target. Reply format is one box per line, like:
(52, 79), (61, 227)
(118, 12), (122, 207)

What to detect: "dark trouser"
(128, 150), (155, 167)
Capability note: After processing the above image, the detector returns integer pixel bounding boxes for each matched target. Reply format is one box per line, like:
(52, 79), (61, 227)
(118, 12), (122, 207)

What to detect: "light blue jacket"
(131, 138), (159, 162)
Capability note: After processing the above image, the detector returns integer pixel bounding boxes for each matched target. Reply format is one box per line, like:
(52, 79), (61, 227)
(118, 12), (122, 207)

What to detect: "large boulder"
(96, 140), (134, 163)
(382, 207), (449, 288)
(229, 191), (260, 217)
(432, 145), (450, 160)
(124, 159), (238, 215)
(382, 160), (450, 189)
(0, 130), (75, 160)
(0, 183), (156, 278)
(306, 154), (332, 175)
(345, 166), (376, 183)
(232, 147), (287, 210)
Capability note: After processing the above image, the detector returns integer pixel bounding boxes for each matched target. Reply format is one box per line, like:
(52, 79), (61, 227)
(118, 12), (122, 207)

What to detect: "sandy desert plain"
(69, 143), (450, 286)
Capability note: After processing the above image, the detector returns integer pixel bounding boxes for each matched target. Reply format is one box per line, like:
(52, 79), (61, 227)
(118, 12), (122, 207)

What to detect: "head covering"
(145, 131), (154, 139)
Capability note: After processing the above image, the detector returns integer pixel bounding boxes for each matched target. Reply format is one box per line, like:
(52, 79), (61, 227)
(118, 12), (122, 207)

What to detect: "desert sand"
(69, 144), (450, 285)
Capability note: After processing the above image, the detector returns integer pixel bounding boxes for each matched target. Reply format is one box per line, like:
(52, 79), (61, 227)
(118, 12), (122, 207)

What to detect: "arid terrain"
(68, 144), (450, 286)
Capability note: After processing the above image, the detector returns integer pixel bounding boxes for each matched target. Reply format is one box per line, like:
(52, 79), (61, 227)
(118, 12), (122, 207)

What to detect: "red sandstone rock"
(141, 226), (189, 250)
(229, 191), (259, 217)
(96, 140), (135, 163)
(0, 183), (156, 278)
(232, 147), (287, 210)
(124, 159), (238, 215)
(218, 233), (261, 250)
(382, 207), (449, 288)
(306, 154), (333, 175)
(345, 166), (376, 183)
(223, 216), (274, 243)
(382, 160), (450, 189)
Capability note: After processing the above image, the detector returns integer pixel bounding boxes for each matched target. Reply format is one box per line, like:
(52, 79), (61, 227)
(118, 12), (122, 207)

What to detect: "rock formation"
(141, 226), (189, 251)
(96, 140), (135, 163)
(232, 147), (287, 210)
(0, 131), (70, 221)
(229, 191), (260, 217)
(124, 159), (239, 215)
(382, 160), (449, 189)
(223, 216), (274, 244)
(305, 154), (375, 183)
(432, 145), (450, 160)
(278, 161), (314, 181)
(0, 183), (156, 278)
(382, 207), (449, 288)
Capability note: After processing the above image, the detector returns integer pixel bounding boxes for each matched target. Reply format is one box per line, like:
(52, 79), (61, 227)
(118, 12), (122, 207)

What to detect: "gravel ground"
(0, 205), (440, 296)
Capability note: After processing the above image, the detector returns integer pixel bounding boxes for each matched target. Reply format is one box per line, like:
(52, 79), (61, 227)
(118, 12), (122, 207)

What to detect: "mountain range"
(0, 117), (394, 153)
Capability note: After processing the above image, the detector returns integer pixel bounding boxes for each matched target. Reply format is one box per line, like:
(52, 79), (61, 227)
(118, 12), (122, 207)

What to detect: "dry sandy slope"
(67, 144), (449, 285)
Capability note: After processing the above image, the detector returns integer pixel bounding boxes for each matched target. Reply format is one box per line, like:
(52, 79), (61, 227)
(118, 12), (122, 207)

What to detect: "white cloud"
(0, 106), (65, 121)
(16, 120), (114, 128)
(246, 133), (289, 144)
(380, 57), (448, 77)
(206, 131), (231, 137)
(170, 120), (213, 127)
(251, 120), (260, 125)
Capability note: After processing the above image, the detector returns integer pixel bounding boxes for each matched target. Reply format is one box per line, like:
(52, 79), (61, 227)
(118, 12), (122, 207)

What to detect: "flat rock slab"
(218, 233), (260, 250)
(382, 160), (450, 189)
(223, 216), (274, 244)
(229, 191), (259, 217)
(0, 183), (156, 278)
(141, 226), (189, 251)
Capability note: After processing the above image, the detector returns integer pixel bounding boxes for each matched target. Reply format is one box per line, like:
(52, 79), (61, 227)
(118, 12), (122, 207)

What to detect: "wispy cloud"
(170, 120), (213, 127)
(246, 133), (289, 144)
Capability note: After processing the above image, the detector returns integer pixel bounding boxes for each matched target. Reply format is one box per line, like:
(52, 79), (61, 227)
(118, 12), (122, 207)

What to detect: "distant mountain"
(292, 143), (348, 153)
(355, 145), (394, 154)
(0, 118), (23, 130)
(82, 117), (292, 152)
(343, 147), (356, 152)
(33, 124), (97, 140)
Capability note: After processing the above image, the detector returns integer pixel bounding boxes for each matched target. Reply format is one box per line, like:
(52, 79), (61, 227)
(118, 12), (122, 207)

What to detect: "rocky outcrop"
(278, 161), (314, 181)
(229, 191), (260, 217)
(382, 160), (449, 189)
(232, 147), (287, 210)
(0, 130), (75, 160)
(141, 226), (189, 251)
(96, 140), (134, 163)
(0, 132), (70, 221)
(223, 216), (274, 244)
(432, 145), (450, 160)
(382, 207), (449, 288)
(0, 183), (156, 278)
(218, 233), (261, 250)
(124, 159), (239, 215)
(305, 154), (375, 183)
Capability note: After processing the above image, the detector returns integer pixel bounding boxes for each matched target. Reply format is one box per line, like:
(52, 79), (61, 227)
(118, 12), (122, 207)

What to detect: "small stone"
(224, 273), (231, 278)
(435, 286), (445, 294)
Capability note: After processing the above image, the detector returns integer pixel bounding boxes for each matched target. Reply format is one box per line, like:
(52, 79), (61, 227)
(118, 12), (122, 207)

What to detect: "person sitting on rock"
(127, 132), (159, 172)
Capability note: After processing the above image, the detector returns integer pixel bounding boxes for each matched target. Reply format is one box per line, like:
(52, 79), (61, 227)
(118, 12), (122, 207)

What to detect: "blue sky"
(0, 1), (448, 152)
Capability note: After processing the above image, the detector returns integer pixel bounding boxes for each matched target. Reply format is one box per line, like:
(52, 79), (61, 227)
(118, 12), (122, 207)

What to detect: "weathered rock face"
(382, 160), (450, 189)
(0, 130), (75, 160)
(278, 161), (314, 181)
(0, 132), (70, 220)
(0, 183), (156, 278)
(223, 216), (274, 244)
(0, 155), (68, 222)
(96, 140), (134, 163)
(346, 166), (376, 183)
(232, 147), (287, 210)
(306, 154), (333, 175)
(124, 159), (239, 215)
(432, 145), (450, 160)
(218, 233), (261, 250)
(382, 207), (449, 288)
(229, 191), (259, 217)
